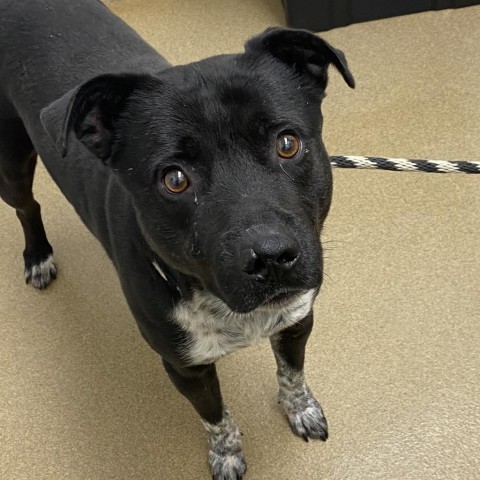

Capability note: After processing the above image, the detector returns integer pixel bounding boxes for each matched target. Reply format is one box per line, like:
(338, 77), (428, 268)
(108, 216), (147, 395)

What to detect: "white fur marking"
(25, 254), (57, 289)
(173, 288), (316, 365)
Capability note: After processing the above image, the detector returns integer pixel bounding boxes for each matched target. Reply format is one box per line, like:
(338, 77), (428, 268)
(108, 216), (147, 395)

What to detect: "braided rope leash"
(330, 155), (480, 174)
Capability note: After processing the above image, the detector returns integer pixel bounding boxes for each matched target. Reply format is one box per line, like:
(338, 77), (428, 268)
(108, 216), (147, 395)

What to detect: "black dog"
(0, 0), (354, 478)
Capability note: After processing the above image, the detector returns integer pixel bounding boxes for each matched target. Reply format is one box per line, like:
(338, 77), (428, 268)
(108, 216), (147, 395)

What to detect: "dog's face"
(41, 28), (354, 313)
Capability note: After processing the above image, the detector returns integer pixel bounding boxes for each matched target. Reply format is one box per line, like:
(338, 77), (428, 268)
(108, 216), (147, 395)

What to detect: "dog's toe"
(24, 253), (57, 289)
(279, 384), (329, 442)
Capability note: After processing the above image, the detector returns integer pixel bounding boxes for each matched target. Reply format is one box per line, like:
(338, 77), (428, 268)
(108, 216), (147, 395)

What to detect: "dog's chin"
(259, 289), (312, 311)
(223, 289), (305, 314)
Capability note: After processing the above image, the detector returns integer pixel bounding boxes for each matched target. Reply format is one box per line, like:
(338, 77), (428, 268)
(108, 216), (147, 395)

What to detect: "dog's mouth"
(218, 288), (304, 314)
(258, 289), (304, 310)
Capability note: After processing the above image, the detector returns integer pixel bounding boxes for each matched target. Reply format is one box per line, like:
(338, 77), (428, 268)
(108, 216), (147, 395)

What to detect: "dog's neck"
(151, 254), (204, 303)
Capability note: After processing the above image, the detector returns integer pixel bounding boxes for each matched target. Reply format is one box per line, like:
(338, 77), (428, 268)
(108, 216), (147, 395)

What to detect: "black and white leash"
(330, 155), (480, 174)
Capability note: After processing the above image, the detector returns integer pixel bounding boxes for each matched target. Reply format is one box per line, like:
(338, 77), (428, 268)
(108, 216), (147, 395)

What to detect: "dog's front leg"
(163, 360), (246, 479)
(270, 313), (328, 441)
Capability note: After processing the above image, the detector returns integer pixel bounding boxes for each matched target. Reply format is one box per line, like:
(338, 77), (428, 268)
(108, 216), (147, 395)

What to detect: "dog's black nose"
(239, 229), (299, 282)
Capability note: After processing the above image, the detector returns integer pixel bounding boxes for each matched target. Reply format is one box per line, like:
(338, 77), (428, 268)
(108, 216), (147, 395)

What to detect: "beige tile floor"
(1, 2), (479, 479)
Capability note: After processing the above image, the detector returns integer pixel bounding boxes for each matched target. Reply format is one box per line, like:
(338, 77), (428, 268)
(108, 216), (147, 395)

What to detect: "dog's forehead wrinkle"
(136, 58), (319, 151)
(166, 63), (312, 129)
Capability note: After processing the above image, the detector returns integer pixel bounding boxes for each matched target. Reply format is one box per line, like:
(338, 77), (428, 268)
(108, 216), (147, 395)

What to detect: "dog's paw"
(279, 384), (328, 442)
(24, 253), (57, 289)
(209, 450), (247, 480)
(203, 410), (247, 480)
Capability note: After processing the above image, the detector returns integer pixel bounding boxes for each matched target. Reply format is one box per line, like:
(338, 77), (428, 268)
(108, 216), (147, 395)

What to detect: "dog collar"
(152, 259), (183, 297)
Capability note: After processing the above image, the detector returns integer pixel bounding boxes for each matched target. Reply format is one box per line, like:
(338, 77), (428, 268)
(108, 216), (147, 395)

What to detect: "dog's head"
(41, 28), (354, 313)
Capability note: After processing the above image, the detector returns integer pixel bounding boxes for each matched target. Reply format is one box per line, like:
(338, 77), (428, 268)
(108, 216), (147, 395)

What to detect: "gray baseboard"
(282, 0), (480, 31)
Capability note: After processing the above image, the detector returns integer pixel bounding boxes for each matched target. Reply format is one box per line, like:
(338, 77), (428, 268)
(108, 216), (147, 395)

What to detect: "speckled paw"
(24, 253), (57, 289)
(209, 450), (247, 480)
(279, 385), (328, 441)
(203, 410), (247, 480)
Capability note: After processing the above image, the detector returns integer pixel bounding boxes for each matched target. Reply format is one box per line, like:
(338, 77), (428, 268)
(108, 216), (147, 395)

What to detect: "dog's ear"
(245, 27), (355, 90)
(40, 73), (153, 161)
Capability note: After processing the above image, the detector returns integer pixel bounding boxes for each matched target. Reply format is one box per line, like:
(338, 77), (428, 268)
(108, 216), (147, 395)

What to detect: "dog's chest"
(172, 290), (315, 365)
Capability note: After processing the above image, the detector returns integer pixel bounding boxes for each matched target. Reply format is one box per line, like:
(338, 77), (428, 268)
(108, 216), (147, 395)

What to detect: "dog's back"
(0, 0), (169, 269)
(0, 0), (167, 146)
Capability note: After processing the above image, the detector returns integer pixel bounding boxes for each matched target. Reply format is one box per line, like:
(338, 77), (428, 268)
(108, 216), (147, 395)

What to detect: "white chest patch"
(172, 288), (316, 365)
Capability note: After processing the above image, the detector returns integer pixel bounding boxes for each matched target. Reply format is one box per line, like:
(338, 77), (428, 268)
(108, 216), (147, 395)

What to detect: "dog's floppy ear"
(245, 27), (355, 90)
(40, 73), (152, 161)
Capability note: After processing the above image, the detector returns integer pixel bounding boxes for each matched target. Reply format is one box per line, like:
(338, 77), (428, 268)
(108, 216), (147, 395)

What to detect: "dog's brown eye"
(276, 133), (301, 159)
(162, 168), (189, 194)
